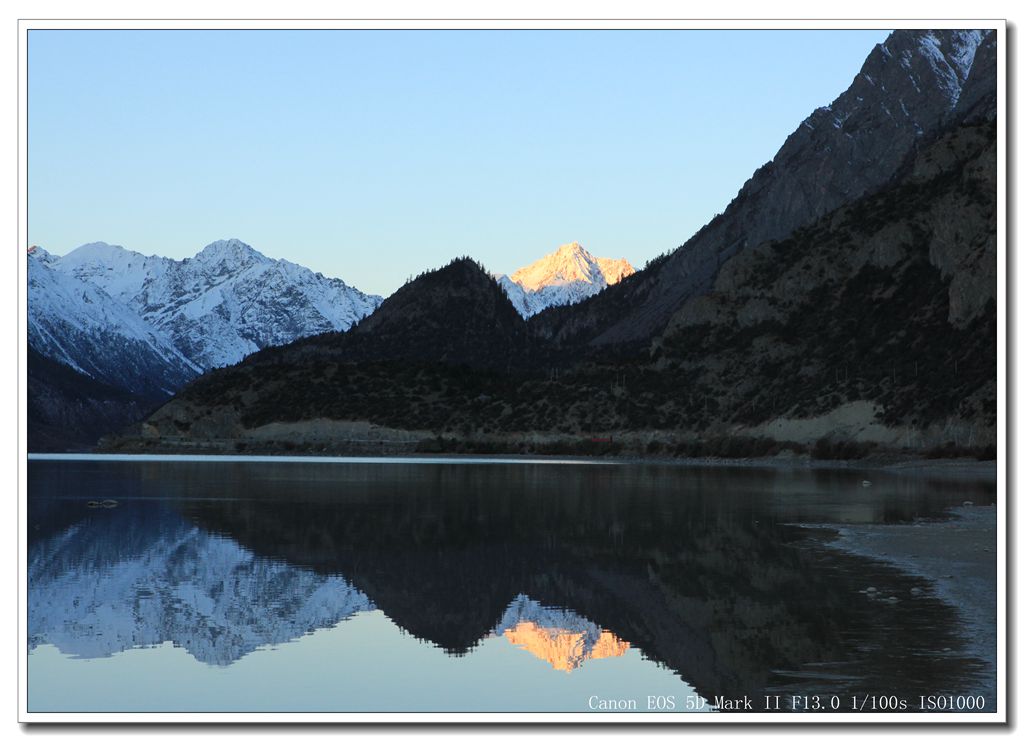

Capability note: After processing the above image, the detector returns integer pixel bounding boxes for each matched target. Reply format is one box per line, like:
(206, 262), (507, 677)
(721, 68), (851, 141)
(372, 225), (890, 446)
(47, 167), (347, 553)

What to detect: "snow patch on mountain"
(495, 242), (635, 318)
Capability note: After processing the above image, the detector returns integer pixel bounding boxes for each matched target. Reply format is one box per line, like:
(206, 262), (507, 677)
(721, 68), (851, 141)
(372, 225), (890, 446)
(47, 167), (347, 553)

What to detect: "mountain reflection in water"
(27, 459), (996, 712)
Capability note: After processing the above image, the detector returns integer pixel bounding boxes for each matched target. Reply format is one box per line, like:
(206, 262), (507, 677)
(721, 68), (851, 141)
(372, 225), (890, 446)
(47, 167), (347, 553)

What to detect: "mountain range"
(27, 238), (632, 449)
(29, 28), (999, 457)
(42, 238), (384, 371)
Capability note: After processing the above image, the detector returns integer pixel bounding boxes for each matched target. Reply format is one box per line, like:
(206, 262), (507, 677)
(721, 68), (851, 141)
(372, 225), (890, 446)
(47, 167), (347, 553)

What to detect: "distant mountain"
(28, 247), (201, 399)
(533, 29), (992, 351)
(55, 239), (383, 370)
(495, 242), (634, 318)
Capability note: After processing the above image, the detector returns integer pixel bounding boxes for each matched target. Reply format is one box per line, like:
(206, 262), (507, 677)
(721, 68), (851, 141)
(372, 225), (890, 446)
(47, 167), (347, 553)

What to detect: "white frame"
(16, 17), (1008, 724)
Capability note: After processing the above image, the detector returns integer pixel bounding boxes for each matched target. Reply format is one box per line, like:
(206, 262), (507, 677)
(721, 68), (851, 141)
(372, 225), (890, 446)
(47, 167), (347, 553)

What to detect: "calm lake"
(26, 457), (996, 714)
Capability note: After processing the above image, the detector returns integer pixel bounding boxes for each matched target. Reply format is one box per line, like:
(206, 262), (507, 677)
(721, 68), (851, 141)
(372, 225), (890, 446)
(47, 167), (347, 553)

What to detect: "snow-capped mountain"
(28, 247), (201, 398)
(54, 239), (384, 370)
(495, 242), (635, 318)
(28, 513), (374, 666)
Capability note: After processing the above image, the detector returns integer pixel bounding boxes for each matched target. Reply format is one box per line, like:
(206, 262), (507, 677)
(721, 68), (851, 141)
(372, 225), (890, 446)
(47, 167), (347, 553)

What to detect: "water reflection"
(27, 459), (996, 712)
(28, 504), (372, 665)
(493, 595), (630, 672)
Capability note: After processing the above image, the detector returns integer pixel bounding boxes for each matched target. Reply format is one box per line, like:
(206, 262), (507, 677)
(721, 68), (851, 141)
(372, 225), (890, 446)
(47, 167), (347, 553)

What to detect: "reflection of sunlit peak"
(502, 623), (629, 672)
(493, 595), (629, 673)
(590, 629), (631, 659)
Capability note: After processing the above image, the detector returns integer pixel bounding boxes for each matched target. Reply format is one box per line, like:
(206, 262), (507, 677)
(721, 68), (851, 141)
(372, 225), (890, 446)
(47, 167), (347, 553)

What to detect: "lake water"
(26, 457), (996, 715)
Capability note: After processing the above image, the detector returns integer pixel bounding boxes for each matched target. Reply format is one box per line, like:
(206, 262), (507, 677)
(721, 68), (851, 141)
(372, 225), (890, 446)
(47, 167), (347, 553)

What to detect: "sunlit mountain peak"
(495, 242), (635, 318)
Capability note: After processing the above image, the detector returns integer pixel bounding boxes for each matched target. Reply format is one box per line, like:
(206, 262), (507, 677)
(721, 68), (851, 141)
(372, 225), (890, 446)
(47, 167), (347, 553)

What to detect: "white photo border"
(16, 16), (1008, 725)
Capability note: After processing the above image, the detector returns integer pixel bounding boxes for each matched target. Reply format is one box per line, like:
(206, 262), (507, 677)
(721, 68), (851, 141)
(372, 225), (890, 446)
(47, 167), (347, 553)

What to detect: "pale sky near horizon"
(28, 29), (890, 296)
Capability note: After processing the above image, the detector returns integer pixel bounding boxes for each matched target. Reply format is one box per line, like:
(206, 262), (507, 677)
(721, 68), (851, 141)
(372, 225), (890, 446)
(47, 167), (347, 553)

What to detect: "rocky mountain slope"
(655, 114), (996, 447)
(532, 29), (992, 352)
(495, 242), (634, 318)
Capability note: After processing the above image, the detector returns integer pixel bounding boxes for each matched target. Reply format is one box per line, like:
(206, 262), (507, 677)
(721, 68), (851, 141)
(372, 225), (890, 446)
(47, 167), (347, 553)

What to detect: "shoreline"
(808, 504), (998, 705)
(30, 449), (997, 480)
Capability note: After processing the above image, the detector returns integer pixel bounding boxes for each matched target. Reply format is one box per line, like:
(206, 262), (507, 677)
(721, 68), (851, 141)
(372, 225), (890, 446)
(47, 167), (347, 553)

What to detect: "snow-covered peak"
(192, 238), (270, 270)
(496, 242), (635, 318)
(511, 241), (605, 291)
(65, 241), (130, 261)
(555, 241), (585, 257)
(55, 242), (173, 300)
(60, 241), (168, 278)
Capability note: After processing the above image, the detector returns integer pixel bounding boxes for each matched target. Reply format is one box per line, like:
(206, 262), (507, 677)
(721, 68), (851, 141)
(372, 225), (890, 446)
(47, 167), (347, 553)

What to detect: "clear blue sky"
(28, 29), (890, 297)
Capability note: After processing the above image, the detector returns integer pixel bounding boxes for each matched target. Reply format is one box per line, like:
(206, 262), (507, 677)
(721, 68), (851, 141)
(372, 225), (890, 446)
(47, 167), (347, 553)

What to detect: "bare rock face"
(534, 29), (992, 351)
(952, 30), (998, 123)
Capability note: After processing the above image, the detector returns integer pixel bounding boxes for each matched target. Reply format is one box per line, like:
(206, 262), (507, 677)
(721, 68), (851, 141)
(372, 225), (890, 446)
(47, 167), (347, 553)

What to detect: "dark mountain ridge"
(303, 255), (532, 368)
(268, 257), (537, 371)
